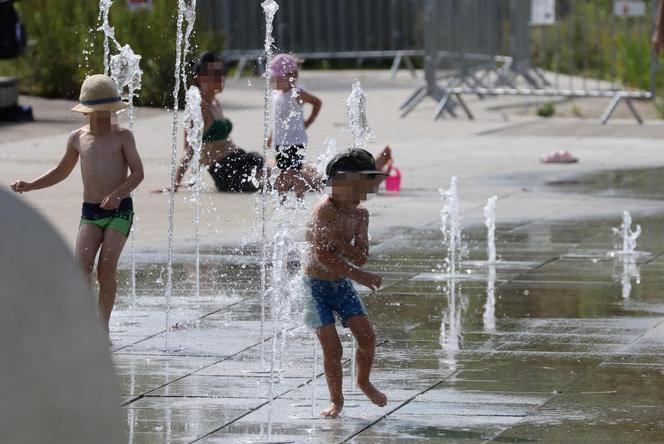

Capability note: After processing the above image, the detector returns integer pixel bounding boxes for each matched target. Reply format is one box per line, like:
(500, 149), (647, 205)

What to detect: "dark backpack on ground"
(0, 0), (27, 59)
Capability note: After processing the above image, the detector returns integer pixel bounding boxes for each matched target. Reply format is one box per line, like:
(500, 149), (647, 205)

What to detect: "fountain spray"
(110, 44), (143, 309)
(614, 211), (642, 256)
(440, 177), (462, 276)
(345, 80), (375, 149)
(166, 0), (197, 349)
(183, 86), (204, 300)
(484, 196), (497, 264)
(483, 265), (496, 332)
(260, 0), (279, 369)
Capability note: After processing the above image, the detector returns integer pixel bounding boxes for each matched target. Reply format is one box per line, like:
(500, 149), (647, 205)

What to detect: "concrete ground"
(3, 70), (664, 252)
(2, 70), (664, 443)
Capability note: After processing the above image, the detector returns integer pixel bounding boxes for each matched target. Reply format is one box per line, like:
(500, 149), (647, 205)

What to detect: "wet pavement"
(110, 202), (664, 443)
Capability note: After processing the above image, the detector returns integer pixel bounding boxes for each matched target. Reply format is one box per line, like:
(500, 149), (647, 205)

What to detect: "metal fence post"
(651, 0), (660, 98)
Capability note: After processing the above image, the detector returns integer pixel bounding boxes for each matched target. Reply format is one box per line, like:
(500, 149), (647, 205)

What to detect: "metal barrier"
(197, 0), (427, 79)
(403, 0), (658, 124)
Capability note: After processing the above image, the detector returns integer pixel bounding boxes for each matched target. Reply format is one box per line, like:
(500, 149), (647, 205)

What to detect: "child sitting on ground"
(303, 148), (388, 418)
(268, 53), (322, 200)
(11, 74), (144, 333)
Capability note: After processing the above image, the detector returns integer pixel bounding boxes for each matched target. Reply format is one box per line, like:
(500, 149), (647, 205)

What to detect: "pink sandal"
(541, 150), (578, 164)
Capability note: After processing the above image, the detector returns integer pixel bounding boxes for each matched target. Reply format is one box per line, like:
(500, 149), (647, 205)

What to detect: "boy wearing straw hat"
(11, 74), (144, 334)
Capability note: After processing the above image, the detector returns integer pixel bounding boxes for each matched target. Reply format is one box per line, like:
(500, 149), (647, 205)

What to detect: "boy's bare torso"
(74, 125), (130, 203)
(305, 197), (366, 281)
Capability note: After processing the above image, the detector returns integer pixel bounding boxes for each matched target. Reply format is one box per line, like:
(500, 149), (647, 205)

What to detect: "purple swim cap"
(269, 54), (299, 78)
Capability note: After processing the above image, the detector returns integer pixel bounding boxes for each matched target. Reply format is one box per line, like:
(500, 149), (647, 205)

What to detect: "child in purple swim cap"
(268, 54), (323, 201)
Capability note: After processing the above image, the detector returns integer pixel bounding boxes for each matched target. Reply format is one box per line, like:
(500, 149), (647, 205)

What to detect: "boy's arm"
(101, 130), (144, 209)
(312, 207), (381, 290)
(11, 133), (79, 193)
(332, 209), (369, 267)
(299, 89), (322, 129)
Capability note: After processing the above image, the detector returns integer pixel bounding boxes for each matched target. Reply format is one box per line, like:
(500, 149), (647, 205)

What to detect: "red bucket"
(385, 167), (401, 193)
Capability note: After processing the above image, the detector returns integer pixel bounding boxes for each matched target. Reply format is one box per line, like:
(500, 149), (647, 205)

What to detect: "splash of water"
(620, 257), (640, 299)
(315, 139), (338, 179)
(311, 335), (317, 417)
(439, 177), (464, 276)
(345, 80), (375, 149)
(266, 332), (278, 441)
(108, 24), (143, 311)
(183, 86), (204, 300)
(267, 213), (290, 441)
(179, 1), (197, 88)
(166, 0), (197, 349)
(110, 45), (142, 108)
(350, 335), (357, 392)
(440, 279), (461, 373)
(483, 265), (496, 332)
(97, 0), (120, 75)
(611, 211), (642, 256)
(260, 0), (280, 370)
(484, 196), (497, 264)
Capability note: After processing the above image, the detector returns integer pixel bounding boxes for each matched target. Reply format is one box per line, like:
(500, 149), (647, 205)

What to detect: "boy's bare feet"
(320, 399), (344, 418)
(358, 382), (387, 407)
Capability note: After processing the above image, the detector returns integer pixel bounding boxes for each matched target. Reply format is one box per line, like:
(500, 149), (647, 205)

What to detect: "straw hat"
(71, 74), (129, 113)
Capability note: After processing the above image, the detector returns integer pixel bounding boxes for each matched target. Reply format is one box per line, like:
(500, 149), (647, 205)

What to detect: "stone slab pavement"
(110, 213), (664, 443)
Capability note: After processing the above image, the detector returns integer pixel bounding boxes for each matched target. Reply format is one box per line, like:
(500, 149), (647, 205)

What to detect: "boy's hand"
(101, 193), (122, 210)
(10, 180), (32, 193)
(356, 270), (382, 292)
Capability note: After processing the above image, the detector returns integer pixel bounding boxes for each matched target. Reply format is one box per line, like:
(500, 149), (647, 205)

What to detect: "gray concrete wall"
(0, 189), (125, 444)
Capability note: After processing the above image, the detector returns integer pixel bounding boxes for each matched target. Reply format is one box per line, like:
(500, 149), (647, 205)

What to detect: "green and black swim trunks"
(80, 197), (134, 237)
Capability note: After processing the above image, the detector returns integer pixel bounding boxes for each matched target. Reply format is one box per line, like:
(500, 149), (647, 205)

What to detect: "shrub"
(530, 0), (660, 95)
(537, 102), (555, 117)
(0, 0), (220, 107)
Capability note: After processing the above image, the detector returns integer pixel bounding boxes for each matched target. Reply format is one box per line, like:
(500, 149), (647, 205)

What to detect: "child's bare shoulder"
(70, 126), (86, 138)
(312, 198), (336, 220)
(113, 126), (134, 139)
(67, 127), (86, 149)
(356, 206), (369, 217)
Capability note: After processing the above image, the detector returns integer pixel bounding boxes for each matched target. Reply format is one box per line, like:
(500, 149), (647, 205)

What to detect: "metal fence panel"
(404, 0), (658, 124)
(197, 0), (659, 124)
(198, 0), (425, 58)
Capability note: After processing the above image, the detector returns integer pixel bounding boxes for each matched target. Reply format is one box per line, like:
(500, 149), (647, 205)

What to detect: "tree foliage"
(0, 0), (221, 107)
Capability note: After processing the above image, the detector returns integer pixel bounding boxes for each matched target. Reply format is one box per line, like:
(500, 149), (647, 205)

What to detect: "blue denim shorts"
(303, 276), (368, 329)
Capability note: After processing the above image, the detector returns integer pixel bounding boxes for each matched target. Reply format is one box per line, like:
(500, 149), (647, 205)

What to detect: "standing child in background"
(10, 75), (144, 334)
(303, 148), (388, 418)
(268, 53), (322, 200)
